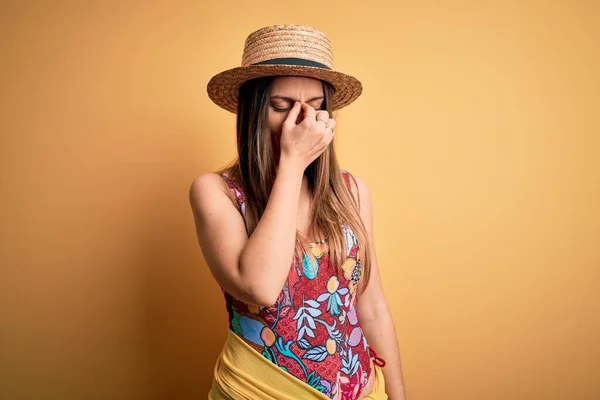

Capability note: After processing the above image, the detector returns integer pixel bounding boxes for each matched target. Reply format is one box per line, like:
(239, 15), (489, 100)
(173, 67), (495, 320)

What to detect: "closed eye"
(271, 105), (325, 112)
(271, 105), (290, 112)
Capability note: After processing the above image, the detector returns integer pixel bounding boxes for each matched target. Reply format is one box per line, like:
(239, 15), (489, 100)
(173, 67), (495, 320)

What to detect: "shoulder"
(189, 172), (235, 214)
(189, 172), (224, 197)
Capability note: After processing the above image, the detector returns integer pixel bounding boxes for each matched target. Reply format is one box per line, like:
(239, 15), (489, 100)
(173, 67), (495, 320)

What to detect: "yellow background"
(1, 1), (598, 399)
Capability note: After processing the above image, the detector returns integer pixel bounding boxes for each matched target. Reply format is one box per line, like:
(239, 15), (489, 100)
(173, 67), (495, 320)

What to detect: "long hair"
(218, 76), (372, 293)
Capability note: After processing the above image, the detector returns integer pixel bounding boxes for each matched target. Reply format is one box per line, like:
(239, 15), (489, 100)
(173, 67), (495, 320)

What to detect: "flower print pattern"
(302, 251), (320, 279)
(341, 346), (360, 376)
(293, 298), (321, 341)
(318, 276), (349, 316)
(263, 291), (293, 328)
(341, 252), (361, 309)
(219, 171), (373, 400)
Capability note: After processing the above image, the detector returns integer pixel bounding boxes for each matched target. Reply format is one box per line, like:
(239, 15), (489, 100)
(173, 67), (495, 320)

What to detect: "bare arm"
(189, 102), (337, 306)
(352, 175), (407, 399)
(189, 162), (303, 306)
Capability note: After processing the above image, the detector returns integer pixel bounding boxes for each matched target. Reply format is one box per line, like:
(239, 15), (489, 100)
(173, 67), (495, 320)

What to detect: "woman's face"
(268, 76), (325, 155)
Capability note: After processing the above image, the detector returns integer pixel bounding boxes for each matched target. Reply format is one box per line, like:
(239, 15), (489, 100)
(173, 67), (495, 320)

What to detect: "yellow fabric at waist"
(209, 329), (388, 400)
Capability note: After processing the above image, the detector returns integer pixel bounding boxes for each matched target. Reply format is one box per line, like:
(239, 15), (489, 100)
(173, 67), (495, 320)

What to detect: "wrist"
(277, 156), (305, 176)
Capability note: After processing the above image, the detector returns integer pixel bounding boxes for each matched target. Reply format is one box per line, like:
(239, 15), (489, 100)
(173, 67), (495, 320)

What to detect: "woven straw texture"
(207, 25), (362, 113)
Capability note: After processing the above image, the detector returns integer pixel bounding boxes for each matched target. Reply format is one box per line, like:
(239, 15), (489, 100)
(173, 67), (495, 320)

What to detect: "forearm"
(362, 305), (407, 399)
(239, 159), (304, 304)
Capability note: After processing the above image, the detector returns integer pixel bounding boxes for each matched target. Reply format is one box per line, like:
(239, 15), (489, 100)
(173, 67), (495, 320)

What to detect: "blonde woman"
(190, 25), (406, 399)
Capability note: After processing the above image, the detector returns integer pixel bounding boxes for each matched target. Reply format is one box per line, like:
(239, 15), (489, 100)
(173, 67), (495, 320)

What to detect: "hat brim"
(207, 64), (362, 113)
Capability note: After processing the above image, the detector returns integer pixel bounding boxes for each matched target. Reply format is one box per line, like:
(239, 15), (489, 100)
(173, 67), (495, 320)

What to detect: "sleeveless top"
(219, 170), (375, 400)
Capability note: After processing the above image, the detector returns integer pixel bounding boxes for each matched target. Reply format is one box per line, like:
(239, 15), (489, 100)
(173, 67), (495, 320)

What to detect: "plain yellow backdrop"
(1, 1), (598, 399)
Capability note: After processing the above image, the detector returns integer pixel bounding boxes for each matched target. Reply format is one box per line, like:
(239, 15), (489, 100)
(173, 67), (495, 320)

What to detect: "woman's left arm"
(353, 175), (407, 399)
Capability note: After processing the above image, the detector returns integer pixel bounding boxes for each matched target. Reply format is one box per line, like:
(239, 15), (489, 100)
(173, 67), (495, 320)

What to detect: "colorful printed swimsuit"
(219, 171), (378, 400)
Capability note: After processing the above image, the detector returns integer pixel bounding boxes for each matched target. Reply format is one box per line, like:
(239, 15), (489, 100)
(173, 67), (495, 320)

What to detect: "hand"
(279, 102), (336, 171)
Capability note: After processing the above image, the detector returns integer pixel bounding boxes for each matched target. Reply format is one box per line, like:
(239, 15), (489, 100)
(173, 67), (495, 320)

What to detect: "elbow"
(241, 279), (280, 307)
(220, 279), (278, 308)
(237, 259), (280, 307)
(232, 284), (278, 307)
(251, 291), (279, 308)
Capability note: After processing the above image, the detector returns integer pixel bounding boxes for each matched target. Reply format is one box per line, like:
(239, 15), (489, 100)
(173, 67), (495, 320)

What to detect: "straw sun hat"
(206, 24), (363, 113)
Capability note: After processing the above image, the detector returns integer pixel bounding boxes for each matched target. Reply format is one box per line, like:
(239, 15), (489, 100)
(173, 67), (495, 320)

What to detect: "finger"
(301, 103), (316, 123)
(315, 110), (330, 123)
(325, 125), (335, 146)
(327, 118), (337, 131)
(316, 119), (328, 130)
(285, 102), (302, 125)
(328, 123), (336, 138)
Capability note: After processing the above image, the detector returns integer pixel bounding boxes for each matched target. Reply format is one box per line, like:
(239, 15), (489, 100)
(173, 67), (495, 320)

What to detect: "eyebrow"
(270, 95), (324, 102)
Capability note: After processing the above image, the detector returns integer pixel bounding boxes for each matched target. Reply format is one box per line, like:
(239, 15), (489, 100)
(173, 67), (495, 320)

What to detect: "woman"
(190, 25), (406, 399)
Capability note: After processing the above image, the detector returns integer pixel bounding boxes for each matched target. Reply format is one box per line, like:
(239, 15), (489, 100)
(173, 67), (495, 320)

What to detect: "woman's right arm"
(189, 162), (303, 306)
(189, 102), (336, 306)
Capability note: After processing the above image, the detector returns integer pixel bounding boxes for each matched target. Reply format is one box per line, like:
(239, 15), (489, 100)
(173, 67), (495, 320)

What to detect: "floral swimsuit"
(219, 171), (381, 400)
